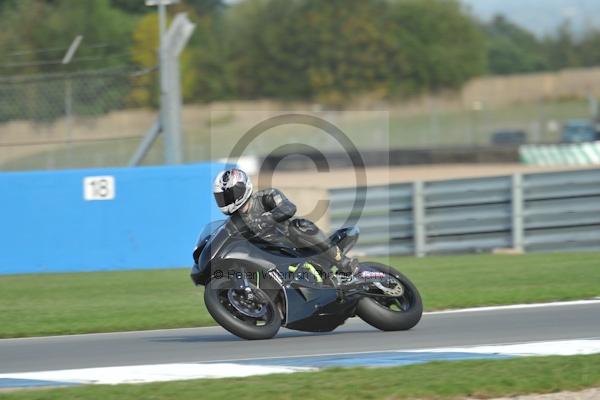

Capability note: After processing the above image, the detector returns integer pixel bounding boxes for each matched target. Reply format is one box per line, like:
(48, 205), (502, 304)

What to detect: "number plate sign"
(83, 176), (116, 201)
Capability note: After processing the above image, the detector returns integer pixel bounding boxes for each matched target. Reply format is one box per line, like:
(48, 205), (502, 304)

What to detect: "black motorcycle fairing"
(192, 238), (208, 264)
(192, 229), (351, 326)
(190, 263), (203, 285)
(283, 285), (341, 326)
(191, 220), (230, 285)
(191, 217), (367, 331)
(207, 238), (334, 325)
(220, 238), (305, 274)
(329, 226), (359, 255)
(285, 297), (358, 332)
(191, 218), (301, 287)
(194, 220), (227, 253)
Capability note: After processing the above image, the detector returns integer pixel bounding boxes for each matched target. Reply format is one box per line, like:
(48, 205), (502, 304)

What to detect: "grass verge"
(378, 252), (600, 310)
(0, 252), (598, 338)
(1, 354), (600, 400)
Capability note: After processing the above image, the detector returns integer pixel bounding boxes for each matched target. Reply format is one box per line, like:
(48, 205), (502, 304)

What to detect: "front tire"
(356, 262), (423, 331)
(204, 277), (282, 340)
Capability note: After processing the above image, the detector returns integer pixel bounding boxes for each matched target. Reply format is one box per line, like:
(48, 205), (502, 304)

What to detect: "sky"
(461, 0), (600, 37)
(221, 0), (600, 38)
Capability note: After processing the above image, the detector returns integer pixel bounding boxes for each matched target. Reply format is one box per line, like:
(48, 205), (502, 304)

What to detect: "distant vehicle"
(491, 130), (527, 146)
(561, 119), (600, 143)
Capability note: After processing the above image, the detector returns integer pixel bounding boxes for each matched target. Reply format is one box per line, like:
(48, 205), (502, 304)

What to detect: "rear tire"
(356, 262), (423, 331)
(204, 277), (282, 340)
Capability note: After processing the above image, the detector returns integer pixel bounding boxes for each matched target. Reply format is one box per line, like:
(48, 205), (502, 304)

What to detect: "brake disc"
(373, 281), (405, 297)
(227, 289), (268, 318)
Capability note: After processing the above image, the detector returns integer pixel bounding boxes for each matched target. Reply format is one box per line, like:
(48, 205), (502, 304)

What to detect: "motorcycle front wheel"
(204, 276), (282, 340)
(356, 262), (423, 331)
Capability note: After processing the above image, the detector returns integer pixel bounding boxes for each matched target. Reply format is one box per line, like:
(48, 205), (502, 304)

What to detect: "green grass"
(2, 354), (600, 400)
(0, 269), (213, 338)
(0, 252), (598, 338)
(379, 252), (600, 310)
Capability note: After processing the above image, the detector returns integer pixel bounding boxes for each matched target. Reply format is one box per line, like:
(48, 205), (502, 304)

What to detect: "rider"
(212, 168), (358, 276)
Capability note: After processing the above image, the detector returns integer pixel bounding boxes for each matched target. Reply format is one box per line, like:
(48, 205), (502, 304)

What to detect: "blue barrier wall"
(0, 163), (227, 274)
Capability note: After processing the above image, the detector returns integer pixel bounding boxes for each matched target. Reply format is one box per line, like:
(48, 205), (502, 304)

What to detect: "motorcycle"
(190, 216), (423, 340)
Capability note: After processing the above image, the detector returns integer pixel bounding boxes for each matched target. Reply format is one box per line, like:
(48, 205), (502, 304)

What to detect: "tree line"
(0, 0), (599, 107)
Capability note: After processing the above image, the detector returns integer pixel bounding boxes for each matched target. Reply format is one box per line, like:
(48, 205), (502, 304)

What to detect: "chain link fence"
(1, 66), (599, 172)
(0, 67), (161, 171)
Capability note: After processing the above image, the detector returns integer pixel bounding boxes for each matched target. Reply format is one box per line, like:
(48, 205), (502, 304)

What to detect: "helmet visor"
(214, 182), (247, 208)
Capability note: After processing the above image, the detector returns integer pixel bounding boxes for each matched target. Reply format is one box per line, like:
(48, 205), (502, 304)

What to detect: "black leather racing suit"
(235, 188), (343, 268)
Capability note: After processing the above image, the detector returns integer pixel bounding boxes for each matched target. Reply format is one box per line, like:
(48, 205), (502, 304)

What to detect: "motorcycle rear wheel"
(204, 276), (282, 340)
(355, 262), (423, 331)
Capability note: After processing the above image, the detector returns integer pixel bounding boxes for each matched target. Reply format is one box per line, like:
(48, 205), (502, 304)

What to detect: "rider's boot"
(325, 246), (359, 280)
(340, 256), (360, 276)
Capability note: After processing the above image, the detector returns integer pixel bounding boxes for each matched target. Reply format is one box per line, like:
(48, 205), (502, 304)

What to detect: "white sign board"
(145, 0), (179, 6)
(83, 176), (116, 201)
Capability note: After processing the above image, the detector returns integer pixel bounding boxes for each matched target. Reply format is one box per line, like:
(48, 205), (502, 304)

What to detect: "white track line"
(405, 339), (600, 356)
(1, 299), (599, 342)
(187, 336), (600, 365)
(425, 299), (600, 315)
(0, 363), (314, 385)
(2, 339), (600, 385)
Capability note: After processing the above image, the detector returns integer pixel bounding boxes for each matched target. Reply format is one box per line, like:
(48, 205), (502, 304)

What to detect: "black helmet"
(213, 168), (253, 215)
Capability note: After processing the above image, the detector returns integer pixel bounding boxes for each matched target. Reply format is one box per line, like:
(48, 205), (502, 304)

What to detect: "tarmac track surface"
(1, 301), (599, 374)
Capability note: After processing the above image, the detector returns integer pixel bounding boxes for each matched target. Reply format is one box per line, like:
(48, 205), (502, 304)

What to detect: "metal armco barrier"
(329, 168), (600, 257)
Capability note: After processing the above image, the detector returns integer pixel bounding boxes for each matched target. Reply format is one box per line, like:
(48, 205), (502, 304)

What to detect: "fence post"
(158, 12), (195, 165)
(413, 181), (426, 257)
(511, 173), (524, 252)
